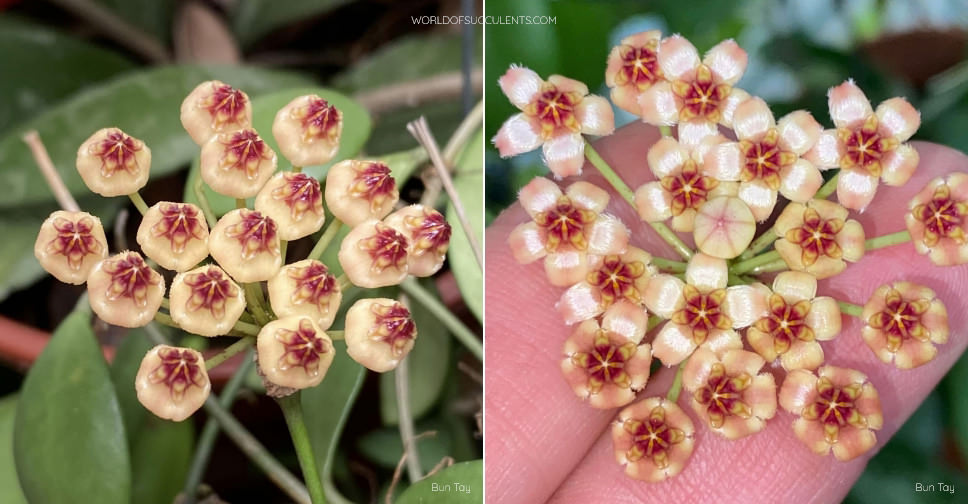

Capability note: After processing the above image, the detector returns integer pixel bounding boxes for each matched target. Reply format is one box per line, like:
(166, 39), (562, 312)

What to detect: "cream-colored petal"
(880, 144), (919, 187)
(557, 282), (602, 325)
(702, 141), (742, 181)
(777, 110), (822, 155)
(724, 283), (770, 328)
(586, 214), (630, 255)
(803, 129), (842, 169)
(493, 113), (543, 158)
(720, 88), (751, 127)
(875, 97), (920, 142)
(832, 427), (877, 462)
(670, 208), (698, 232)
(634, 181), (673, 222)
(746, 327), (778, 363)
(652, 323), (697, 366)
(678, 119), (720, 149)
(658, 35), (700, 81)
(517, 176), (562, 217)
(807, 296), (842, 341)
(565, 180), (610, 213)
(577, 95), (615, 136)
(828, 80), (873, 128)
(685, 252), (729, 291)
(773, 201), (806, 235)
(682, 346), (715, 392)
(610, 85), (644, 116)
(544, 250), (589, 287)
(638, 81), (679, 126)
(838, 219), (866, 262)
(507, 222), (546, 264)
(780, 340), (825, 371)
(721, 348), (766, 377)
(548, 74), (589, 96)
(779, 159), (823, 203)
(793, 417), (832, 455)
(779, 369), (819, 414)
(643, 274), (685, 318)
(647, 137), (689, 178)
(703, 39), (747, 85)
(692, 196), (756, 259)
(772, 271), (817, 302)
(837, 169), (879, 212)
(498, 66), (542, 109)
(747, 374), (778, 420)
(738, 180), (778, 222)
(602, 300), (649, 343)
(701, 329), (743, 355)
(731, 96), (775, 140)
(542, 132), (585, 178)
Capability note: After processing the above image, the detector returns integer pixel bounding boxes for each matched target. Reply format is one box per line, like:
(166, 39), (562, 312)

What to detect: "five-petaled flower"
(508, 177), (629, 286)
(736, 271), (842, 370)
(560, 301), (652, 408)
(861, 282), (948, 369)
(779, 366), (883, 461)
(557, 246), (655, 325)
(682, 347), (777, 439)
(493, 66), (615, 178)
(605, 30), (664, 115)
(35, 210), (108, 285)
(612, 397), (695, 482)
(773, 199), (865, 279)
(644, 253), (745, 366)
(905, 173), (968, 266)
(805, 80), (921, 211)
(638, 36), (749, 147)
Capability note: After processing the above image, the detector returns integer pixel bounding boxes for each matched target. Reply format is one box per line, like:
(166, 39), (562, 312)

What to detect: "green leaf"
(129, 416), (194, 504)
(301, 341), (366, 504)
(110, 329), (156, 445)
(0, 15), (134, 134)
(945, 352), (968, 459)
(332, 31), (482, 93)
(357, 420), (453, 473)
(364, 100), (465, 156)
(14, 309), (131, 504)
(380, 280), (451, 425)
(0, 65), (312, 209)
(94, 0), (174, 44)
(396, 460), (482, 504)
(0, 395), (28, 504)
(183, 86), (371, 217)
(447, 129), (483, 321)
(0, 197), (120, 303)
(231, 0), (352, 48)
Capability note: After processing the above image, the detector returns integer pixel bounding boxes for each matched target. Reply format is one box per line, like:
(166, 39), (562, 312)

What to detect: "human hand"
(484, 121), (968, 503)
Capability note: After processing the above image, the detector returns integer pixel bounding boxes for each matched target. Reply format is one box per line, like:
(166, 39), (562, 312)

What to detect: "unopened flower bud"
(384, 205), (452, 277)
(209, 209), (282, 283)
(169, 265), (246, 337)
(267, 259), (342, 330)
(338, 220), (409, 288)
(87, 251), (165, 327)
(255, 172), (325, 240)
(324, 160), (398, 226)
(257, 316), (334, 390)
(76, 128), (151, 196)
(180, 80), (252, 145)
(34, 210), (108, 284)
(200, 128), (277, 199)
(136, 345), (210, 421)
(136, 202), (209, 272)
(272, 95), (342, 166)
(344, 298), (417, 372)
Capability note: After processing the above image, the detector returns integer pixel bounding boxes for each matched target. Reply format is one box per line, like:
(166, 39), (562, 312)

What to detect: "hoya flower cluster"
(35, 81), (452, 422)
(497, 31), (955, 482)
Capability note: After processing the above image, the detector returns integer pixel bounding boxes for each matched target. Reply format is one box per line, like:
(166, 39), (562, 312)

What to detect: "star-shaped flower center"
(370, 302), (417, 356)
(802, 377), (866, 443)
(672, 65), (731, 122)
(624, 406), (686, 469)
(360, 223), (409, 273)
(739, 129), (795, 190)
(348, 162), (396, 212)
(272, 173), (323, 220)
(295, 98), (341, 143)
(838, 115), (898, 176)
(526, 83), (581, 139)
(660, 161), (719, 216)
(752, 293), (814, 354)
(102, 253), (159, 307)
(148, 347), (207, 402)
(618, 43), (661, 90)
(405, 210), (452, 257)
(571, 330), (636, 393)
(533, 195), (597, 252)
(587, 255), (646, 306)
(225, 210), (279, 260)
(695, 363), (752, 428)
(287, 262), (337, 311)
(46, 216), (102, 270)
(92, 130), (143, 178)
(785, 207), (844, 266)
(151, 203), (206, 253)
(201, 83), (247, 129)
(183, 267), (237, 319)
(671, 285), (731, 344)
(275, 319), (329, 375)
(219, 129), (272, 179)
(912, 184), (968, 247)
(868, 288), (931, 352)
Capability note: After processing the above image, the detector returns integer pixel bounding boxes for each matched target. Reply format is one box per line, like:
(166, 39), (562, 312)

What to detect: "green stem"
(205, 337), (255, 370)
(747, 258), (789, 276)
(651, 256), (687, 273)
(838, 301), (864, 318)
(278, 393), (327, 504)
(647, 315), (664, 331)
(865, 230), (911, 251)
(308, 220), (343, 261)
(280, 240), (288, 262)
(236, 198), (246, 210)
(244, 283), (271, 325)
(153, 312), (179, 329)
(154, 311), (260, 337)
(666, 361), (686, 402)
(815, 172), (840, 200)
(182, 350), (256, 504)
(739, 229), (777, 261)
(732, 250), (781, 275)
(659, 125), (673, 137)
(727, 273), (747, 286)
(193, 176), (217, 228)
(327, 330), (344, 340)
(400, 277), (482, 360)
(293, 166), (303, 174)
(584, 141), (693, 260)
(128, 191), (149, 215)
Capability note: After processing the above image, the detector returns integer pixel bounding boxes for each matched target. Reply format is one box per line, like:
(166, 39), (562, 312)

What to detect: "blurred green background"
(0, 0), (482, 503)
(485, 0), (968, 502)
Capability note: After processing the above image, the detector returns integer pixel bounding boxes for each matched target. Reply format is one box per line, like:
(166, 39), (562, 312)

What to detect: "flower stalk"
(838, 301), (864, 317)
(128, 192), (149, 215)
(666, 361), (686, 402)
(866, 230), (912, 251)
(308, 220), (343, 261)
(731, 249), (781, 275)
(738, 229), (777, 261)
(651, 256), (687, 273)
(278, 392), (327, 504)
(205, 336), (255, 370)
(815, 172), (840, 200)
